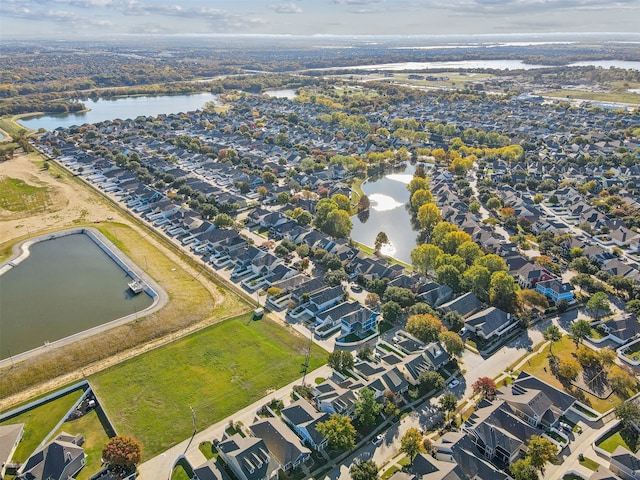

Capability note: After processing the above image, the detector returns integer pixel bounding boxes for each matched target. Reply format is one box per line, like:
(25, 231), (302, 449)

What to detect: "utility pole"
(183, 406), (197, 454)
(300, 331), (312, 386)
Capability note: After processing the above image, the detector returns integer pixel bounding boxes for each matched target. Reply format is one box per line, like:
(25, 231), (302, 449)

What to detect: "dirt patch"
(0, 153), (123, 247)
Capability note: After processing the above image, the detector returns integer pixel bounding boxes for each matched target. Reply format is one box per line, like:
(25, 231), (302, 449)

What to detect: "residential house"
(248, 418), (311, 472)
(438, 292), (483, 319)
(0, 423), (24, 478)
(18, 433), (85, 480)
(400, 342), (451, 385)
(515, 263), (553, 289)
(339, 305), (378, 337)
(536, 279), (575, 304)
(464, 308), (518, 341)
(610, 446), (640, 480)
(217, 434), (279, 480)
(280, 400), (329, 451)
(314, 377), (362, 417)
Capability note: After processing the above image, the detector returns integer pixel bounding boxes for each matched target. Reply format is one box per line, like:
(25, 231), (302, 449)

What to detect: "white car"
(372, 434), (383, 446)
(448, 379), (460, 389)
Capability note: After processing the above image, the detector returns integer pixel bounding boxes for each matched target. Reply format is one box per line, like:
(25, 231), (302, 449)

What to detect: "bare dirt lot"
(0, 151), (250, 410)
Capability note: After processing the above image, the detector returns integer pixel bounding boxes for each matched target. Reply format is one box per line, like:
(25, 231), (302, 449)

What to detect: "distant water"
(19, 92), (218, 131)
(317, 59), (640, 72)
(0, 233), (153, 359)
(264, 89), (297, 99)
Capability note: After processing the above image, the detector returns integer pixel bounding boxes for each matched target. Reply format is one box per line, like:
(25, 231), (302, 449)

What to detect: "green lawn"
(54, 409), (111, 480)
(199, 441), (216, 460)
(597, 427), (638, 454)
(0, 389), (83, 462)
(545, 89), (640, 105)
(579, 456), (601, 471)
(90, 313), (327, 459)
(0, 177), (51, 213)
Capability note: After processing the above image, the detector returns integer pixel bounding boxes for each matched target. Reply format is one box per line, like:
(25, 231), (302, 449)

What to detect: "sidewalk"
(137, 364), (333, 480)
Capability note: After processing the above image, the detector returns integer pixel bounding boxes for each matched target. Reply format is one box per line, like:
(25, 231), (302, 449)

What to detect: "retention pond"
(0, 230), (155, 360)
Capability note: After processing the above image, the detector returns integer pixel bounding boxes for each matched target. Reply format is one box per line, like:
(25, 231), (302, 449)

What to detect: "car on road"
(372, 434), (383, 446)
(448, 379), (460, 389)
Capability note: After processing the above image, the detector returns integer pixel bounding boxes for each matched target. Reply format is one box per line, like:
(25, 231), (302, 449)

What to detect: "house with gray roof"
(610, 445), (640, 480)
(438, 292), (483, 319)
(217, 434), (278, 480)
(18, 433), (85, 480)
(464, 308), (517, 341)
(0, 423), (23, 478)
(280, 399), (329, 451)
(248, 418), (310, 472)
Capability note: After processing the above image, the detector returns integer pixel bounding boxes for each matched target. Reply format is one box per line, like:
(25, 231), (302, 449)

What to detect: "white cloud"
(268, 2), (303, 13)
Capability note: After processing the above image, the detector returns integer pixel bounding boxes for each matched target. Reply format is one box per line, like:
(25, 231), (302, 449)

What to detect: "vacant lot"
(91, 313), (327, 459)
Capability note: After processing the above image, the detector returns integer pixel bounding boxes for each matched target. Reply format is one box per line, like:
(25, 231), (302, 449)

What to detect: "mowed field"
(90, 313), (327, 459)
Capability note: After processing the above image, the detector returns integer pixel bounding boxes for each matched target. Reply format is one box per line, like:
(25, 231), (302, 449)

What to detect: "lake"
(19, 92), (219, 131)
(264, 89), (297, 99)
(351, 164), (422, 265)
(0, 232), (153, 359)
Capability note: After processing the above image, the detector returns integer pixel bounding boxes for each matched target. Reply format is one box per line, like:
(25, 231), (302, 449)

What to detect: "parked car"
(448, 379), (460, 389)
(350, 283), (363, 293)
(372, 434), (383, 446)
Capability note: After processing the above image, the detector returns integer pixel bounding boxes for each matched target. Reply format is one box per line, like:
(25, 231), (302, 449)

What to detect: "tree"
(518, 289), (549, 313)
(586, 291), (611, 320)
(436, 264), (461, 292)
(599, 347), (617, 368)
(489, 271), (519, 313)
(411, 244), (443, 275)
(475, 254), (508, 274)
(365, 293), (381, 309)
(381, 301), (403, 323)
(400, 428), (423, 461)
(627, 299), (640, 316)
(353, 388), (383, 429)
(439, 392), (458, 422)
(418, 371), (445, 394)
(417, 203), (442, 233)
(526, 436), (556, 473)
(557, 358), (582, 380)
(472, 377), (497, 400)
(350, 460), (379, 480)
(375, 231), (389, 253)
(406, 314), (444, 343)
(383, 286), (415, 308)
(463, 265), (491, 300)
(510, 457), (539, 480)
(439, 331), (464, 356)
(332, 193), (351, 213)
(543, 325), (562, 357)
(213, 213), (235, 229)
(616, 401), (640, 431)
(102, 436), (142, 467)
(325, 209), (352, 238)
(456, 241), (482, 266)
(257, 185), (268, 199)
(570, 319), (592, 346)
(317, 414), (356, 451)
(608, 366), (637, 394)
(443, 311), (465, 333)
(357, 194), (370, 213)
(328, 350), (354, 373)
(486, 197), (501, 210)
(410, 189), (434, 211)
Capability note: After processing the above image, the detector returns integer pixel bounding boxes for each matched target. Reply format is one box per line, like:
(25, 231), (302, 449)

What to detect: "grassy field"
(596, 427), (638, 454)
(90, 313), (327, 459)
(521, 336), (635, 413)
(579, 456), (601, 471)
(0, 177), (51, 213)
(54, 409), (111, 480)
(0, 115), (34, 138)
(388, 72), (494, 90)
(545, 89), (640, 105)
(0, 389), (83, 463)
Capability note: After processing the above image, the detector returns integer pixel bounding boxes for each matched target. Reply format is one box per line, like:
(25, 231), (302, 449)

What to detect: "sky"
(1, 0), (639, 39)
